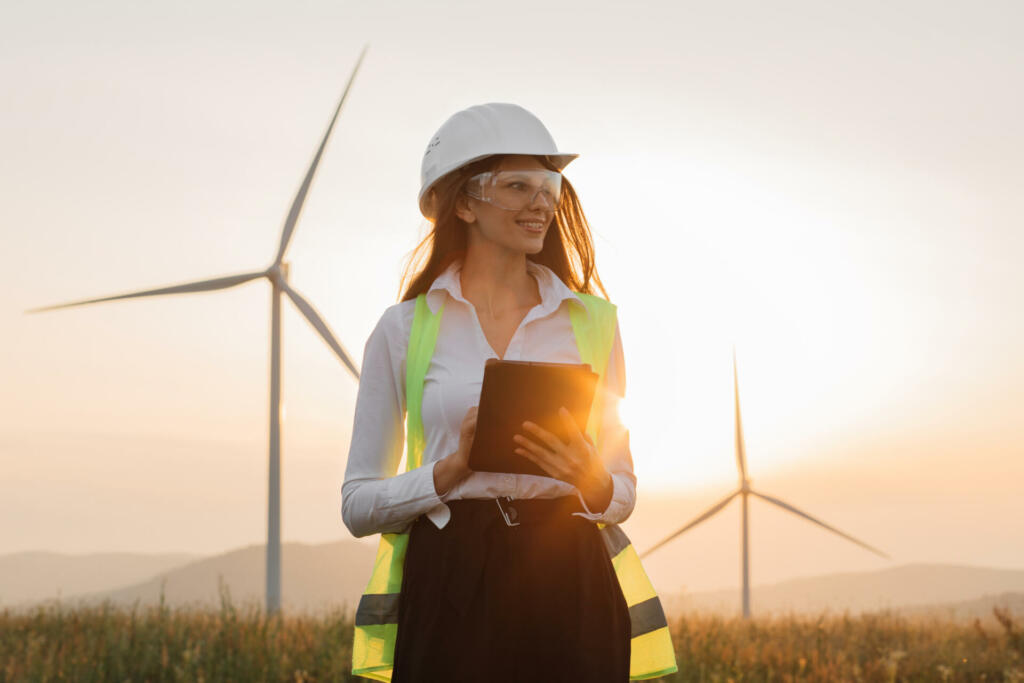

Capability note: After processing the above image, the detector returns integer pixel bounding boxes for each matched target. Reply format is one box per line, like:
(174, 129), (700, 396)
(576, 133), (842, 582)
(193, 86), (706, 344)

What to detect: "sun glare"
(615, 394), (632, 432)
(570, 149), (890, 495)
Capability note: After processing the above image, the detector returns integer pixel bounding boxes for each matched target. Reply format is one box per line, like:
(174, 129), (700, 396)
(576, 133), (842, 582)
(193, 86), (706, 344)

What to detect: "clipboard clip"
(495, 496), (520, 527)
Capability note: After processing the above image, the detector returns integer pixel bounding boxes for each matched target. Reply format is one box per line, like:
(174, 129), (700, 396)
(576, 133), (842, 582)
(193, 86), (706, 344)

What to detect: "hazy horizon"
(3, 0), (1022, 595)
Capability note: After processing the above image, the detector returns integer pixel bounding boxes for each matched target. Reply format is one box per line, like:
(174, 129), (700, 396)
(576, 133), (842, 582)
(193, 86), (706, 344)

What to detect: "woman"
(342, 103), (674, 682)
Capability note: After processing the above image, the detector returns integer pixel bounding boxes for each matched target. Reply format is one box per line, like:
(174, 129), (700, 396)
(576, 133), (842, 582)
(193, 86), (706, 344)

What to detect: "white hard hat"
(418, 102), (578, 218)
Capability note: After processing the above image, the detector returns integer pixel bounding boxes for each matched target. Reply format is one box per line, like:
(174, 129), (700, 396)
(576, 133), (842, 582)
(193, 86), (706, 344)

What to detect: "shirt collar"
(425, 258), (591, 318)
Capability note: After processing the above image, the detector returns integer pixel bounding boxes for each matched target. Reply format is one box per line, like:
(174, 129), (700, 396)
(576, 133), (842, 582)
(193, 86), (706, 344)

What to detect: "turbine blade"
(275, 44), (369, 264)
(281, 281), (360, 380)
(748, 489), (890, 559)
(639, 489), (740, 559)
(24, 271), (266, 313)
(733, 346), (748, 482)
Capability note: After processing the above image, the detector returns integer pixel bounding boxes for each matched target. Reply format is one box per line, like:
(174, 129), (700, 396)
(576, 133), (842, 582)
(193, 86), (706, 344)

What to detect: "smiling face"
(456, 155), (559, 255)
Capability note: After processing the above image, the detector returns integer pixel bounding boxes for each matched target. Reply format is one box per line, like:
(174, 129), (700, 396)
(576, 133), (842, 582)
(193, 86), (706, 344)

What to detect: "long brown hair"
(397, 155), (609, 303)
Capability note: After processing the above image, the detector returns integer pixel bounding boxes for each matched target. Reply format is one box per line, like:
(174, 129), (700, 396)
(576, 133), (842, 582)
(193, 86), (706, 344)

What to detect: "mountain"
(666, 563), (1024, 620)
(0, 550), (200, 608)
(8, 540), (378, 616)
(900, 591), (1024, 624)
(8, 541), (1024, 623)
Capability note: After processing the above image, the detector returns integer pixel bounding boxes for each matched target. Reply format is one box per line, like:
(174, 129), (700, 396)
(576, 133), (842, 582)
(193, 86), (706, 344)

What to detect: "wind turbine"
(640, 348), (889, 618)
(24, 46), (369, 615)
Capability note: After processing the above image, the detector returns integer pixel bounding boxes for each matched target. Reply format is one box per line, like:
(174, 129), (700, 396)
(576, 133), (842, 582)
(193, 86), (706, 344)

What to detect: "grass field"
(3, 584), (1023, 682)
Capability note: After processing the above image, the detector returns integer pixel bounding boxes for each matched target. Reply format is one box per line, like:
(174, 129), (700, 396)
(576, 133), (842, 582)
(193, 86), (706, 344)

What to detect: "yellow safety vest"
(352, 292), (677, 681)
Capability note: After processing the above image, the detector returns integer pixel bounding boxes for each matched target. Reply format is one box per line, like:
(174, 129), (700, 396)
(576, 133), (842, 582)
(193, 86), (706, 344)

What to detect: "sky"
(2, 0), (1022, 594)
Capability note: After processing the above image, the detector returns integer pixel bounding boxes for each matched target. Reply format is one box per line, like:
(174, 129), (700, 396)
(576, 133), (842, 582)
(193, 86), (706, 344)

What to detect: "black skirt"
(391, 496), (631, 683)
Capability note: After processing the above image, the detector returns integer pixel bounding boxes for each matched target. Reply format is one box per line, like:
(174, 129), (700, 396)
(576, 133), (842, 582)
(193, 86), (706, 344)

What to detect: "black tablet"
(468, 358), (600, 477)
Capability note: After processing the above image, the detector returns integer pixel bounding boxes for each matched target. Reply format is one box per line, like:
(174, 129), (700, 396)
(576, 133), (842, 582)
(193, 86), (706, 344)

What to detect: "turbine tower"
(640, 348), (889, 618)
(24, 46), (369, 615)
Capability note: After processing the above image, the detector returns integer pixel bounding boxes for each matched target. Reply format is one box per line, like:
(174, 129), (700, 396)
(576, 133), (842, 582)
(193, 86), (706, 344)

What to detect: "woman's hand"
(513, 406), (614, 513)
(432, 405), (477, 497)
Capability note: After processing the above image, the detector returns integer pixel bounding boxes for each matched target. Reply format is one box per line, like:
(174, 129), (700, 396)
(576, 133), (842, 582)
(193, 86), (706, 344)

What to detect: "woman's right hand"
(432, 405), (477, 497)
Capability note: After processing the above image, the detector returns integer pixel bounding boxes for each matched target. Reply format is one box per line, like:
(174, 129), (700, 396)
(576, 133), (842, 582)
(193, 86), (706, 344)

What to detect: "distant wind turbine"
(24, 45), (369, 615)
(640, 348), (889, 618)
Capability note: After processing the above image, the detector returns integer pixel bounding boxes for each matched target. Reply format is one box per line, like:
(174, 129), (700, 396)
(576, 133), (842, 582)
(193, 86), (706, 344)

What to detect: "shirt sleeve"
(340, 304), (446, 538)
(572, 317), (638, 525)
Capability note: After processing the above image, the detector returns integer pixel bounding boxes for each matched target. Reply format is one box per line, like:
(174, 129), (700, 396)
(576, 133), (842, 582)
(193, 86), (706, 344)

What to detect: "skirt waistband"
(445, 495), (587, 526)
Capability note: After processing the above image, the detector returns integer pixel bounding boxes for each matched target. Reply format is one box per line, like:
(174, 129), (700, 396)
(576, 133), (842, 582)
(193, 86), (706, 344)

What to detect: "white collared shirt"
(340, 258), (636, 537)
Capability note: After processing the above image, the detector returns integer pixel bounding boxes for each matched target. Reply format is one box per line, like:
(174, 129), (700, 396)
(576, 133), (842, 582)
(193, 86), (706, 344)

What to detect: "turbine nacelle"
(265, 262), (290, 287)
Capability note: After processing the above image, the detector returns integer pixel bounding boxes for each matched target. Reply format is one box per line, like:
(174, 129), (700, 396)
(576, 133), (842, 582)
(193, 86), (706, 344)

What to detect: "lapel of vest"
(568, 292), (618, 446)
(405, 294), (445, 471)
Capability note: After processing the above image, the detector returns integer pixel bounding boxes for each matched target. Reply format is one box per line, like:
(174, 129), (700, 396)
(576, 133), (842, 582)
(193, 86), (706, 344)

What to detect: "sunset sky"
(3, 0), (1022, 595)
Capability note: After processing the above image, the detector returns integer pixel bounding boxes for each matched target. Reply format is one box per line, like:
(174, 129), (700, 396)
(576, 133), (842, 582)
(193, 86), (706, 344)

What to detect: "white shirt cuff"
(383, 461), (445, 524)
(572, 472), (631, 524)
(424, 460), (452, 529)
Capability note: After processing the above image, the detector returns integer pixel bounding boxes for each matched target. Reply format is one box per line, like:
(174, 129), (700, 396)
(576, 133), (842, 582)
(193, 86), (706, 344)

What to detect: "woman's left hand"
(513, 406), (613, 513)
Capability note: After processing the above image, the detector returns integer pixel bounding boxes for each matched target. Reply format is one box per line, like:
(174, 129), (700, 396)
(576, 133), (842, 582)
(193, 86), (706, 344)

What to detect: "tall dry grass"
(1, 580), (351, 682)
(651, 607), (1024, 682)
(2, 582), (1022, 681)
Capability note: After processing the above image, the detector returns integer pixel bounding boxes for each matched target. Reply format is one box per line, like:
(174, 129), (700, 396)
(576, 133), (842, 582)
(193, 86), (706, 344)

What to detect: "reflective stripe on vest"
(352, 292), (677, 681)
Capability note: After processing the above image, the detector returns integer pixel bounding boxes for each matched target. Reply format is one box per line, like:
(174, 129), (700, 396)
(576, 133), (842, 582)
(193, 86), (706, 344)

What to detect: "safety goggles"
(464, 169), (563, 211)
